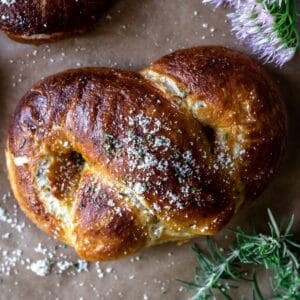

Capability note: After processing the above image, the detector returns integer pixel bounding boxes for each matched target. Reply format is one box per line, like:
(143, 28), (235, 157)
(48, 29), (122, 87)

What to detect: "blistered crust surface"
(6, 47), (287, 260)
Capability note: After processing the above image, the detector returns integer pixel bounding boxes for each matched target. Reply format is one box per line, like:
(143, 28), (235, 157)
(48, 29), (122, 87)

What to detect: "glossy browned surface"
(6, 47), (287, 261)
(74, 171), (147, 261)
(147, 46), (287, 201)
(0, 0), (108, 43)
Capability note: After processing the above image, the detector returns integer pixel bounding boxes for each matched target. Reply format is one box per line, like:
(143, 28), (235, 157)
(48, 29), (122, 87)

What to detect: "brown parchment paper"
(0, 0), (300, 299)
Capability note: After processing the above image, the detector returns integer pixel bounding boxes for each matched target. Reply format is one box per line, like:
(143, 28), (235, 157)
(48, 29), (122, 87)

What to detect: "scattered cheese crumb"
(30, 259), (51, 277)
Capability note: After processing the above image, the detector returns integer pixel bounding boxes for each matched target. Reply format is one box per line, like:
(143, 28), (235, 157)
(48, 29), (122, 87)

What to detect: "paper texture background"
(0, 0), (299, 299)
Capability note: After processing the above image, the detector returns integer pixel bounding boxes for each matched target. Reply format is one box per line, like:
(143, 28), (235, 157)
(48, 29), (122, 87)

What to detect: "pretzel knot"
(6, 46), (287, 260)
(0, 0), (107, 44)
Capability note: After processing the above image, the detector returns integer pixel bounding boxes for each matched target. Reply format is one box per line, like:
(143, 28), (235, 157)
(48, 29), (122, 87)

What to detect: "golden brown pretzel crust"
(0, 0), (108, 44)
(6, 46), (287, 261)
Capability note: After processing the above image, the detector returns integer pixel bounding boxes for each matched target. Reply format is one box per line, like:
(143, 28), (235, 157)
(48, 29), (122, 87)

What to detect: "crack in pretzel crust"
(6, 46), (287, 261)
(0, 0), (108, 44)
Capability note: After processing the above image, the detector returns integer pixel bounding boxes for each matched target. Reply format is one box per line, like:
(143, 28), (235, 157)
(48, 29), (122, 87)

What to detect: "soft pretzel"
(6, 46), (287, 261)
(0, 0), (108, 44)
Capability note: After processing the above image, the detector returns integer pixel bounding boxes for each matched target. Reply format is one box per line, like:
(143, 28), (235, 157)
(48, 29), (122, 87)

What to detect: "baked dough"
(6, 46), (287, 260)
(0, 0), (107, 44)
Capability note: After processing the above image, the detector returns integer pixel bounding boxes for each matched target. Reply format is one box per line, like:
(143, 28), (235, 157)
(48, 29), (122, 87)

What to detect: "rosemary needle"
(180, 209), (300, 299)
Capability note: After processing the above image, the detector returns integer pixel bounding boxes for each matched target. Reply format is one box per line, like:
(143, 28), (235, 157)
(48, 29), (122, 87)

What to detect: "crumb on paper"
(30, 259), (51, 277)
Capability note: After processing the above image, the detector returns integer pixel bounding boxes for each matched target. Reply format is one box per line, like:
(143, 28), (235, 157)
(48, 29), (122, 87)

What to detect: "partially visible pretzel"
(0, 0), (108, 44)
(6, 46), (287, 261)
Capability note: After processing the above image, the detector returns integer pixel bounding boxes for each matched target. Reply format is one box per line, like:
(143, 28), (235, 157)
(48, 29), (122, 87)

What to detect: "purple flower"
(227, 1), (296, 66)
(203, 0), (297, 66)
(202, 0), (238, 7)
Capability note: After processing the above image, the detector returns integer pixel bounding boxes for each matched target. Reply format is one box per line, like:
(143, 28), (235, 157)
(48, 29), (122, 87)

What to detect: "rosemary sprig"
(180, 209), (300, 299)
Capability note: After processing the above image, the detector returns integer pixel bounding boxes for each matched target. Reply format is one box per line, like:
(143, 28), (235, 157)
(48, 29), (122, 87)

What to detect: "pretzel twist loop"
(6, 46), (287, 260)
